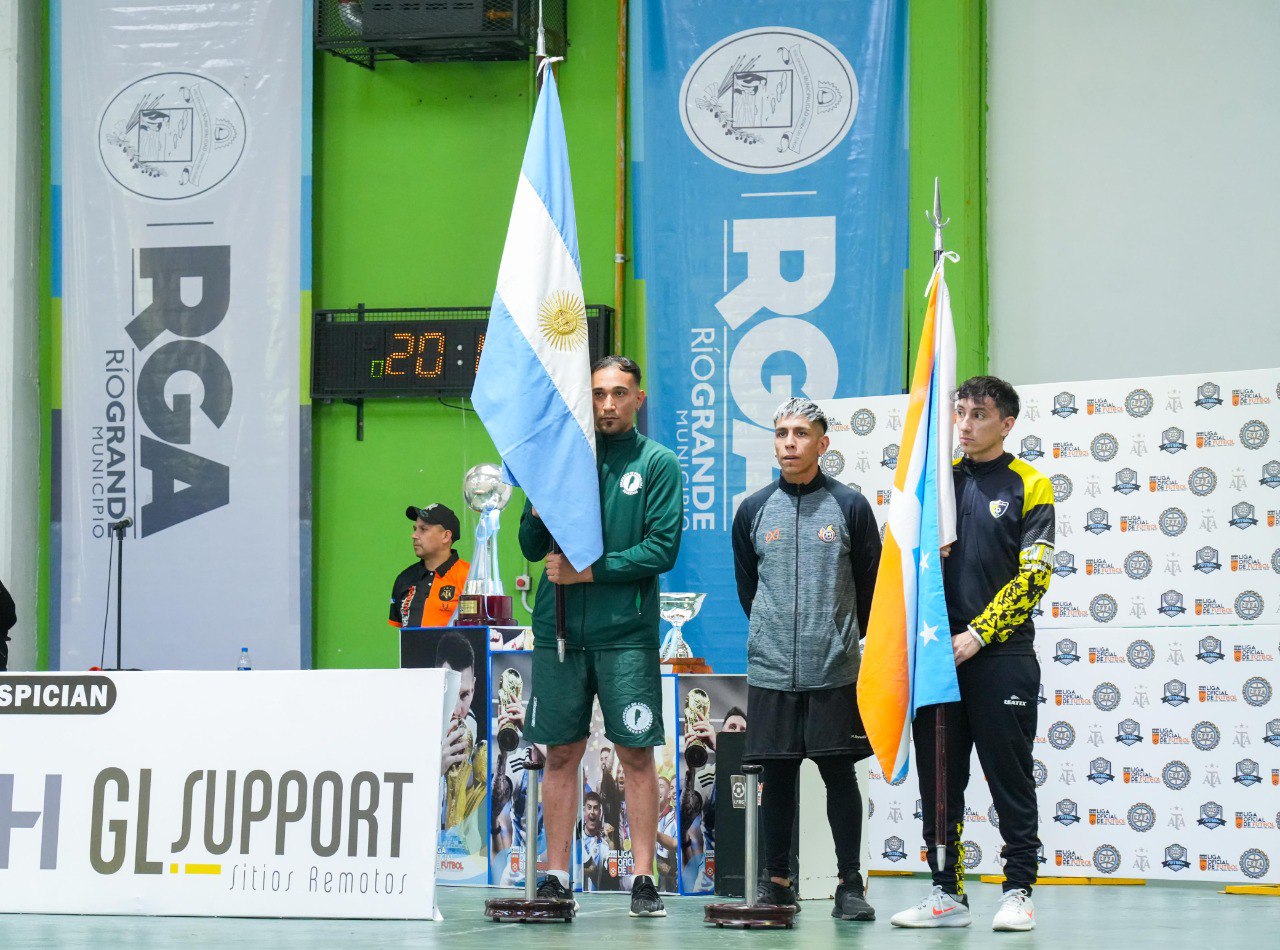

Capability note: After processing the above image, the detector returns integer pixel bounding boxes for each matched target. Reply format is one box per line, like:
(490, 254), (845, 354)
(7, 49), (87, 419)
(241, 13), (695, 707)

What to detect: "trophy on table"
(457, 463), (516, 627)
(659, 591), (711, 673)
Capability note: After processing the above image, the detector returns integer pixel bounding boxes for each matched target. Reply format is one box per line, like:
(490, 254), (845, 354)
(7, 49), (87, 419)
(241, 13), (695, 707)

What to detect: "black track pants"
(760, 755), (863, 883)
(913, 653), (1040, 894)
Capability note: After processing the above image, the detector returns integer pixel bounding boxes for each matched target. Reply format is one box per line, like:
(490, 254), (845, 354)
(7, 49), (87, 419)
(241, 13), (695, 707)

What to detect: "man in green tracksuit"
(519, 355), (682, 918)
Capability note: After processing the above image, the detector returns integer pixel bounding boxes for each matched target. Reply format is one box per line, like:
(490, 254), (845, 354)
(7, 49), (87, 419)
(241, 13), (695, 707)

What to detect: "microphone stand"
(110, 519), (129, 670)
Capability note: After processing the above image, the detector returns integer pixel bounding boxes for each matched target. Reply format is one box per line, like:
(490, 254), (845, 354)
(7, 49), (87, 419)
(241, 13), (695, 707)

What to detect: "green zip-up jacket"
(519, 427), (682, 651)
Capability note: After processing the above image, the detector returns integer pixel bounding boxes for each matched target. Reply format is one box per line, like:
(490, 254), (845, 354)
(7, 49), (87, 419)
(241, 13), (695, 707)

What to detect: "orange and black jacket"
(388, 551), (471, 628)
(944, 452), (1054, 657)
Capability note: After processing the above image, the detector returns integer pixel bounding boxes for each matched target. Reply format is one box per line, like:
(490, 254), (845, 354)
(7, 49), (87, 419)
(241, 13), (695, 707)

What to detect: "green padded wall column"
(907, 0), (987, 382)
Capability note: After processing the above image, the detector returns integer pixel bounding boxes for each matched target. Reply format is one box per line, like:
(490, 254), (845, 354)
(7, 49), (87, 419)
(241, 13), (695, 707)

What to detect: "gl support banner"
(0, 670), (452, 917)
(53, 2), (309, 669)
(632, 1), (907, 673)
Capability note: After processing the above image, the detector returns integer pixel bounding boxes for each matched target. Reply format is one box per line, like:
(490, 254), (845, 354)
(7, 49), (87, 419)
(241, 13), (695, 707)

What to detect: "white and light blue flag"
(473, 69), (603, 571)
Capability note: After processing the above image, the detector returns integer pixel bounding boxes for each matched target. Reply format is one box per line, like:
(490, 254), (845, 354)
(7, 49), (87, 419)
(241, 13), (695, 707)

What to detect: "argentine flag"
(473, 69), (603, 572)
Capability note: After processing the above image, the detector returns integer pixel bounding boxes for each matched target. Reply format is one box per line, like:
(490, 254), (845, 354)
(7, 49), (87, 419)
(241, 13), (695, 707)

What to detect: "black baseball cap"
(405, 503), (461, 541)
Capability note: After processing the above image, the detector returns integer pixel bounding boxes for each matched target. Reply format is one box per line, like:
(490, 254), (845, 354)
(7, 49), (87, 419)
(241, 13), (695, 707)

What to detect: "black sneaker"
(756, 879), (800, 911)
(833, 873), (876, 921)
(536, 875), (578, 913)
(629, 875), (666, 917)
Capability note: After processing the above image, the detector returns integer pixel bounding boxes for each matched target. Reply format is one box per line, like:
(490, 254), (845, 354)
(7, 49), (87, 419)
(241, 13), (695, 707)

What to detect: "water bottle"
(237, 646), (252, 671)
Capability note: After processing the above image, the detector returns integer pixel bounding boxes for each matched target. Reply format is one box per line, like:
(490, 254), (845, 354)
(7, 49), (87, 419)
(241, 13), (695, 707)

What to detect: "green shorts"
(526, 647), (665, 748)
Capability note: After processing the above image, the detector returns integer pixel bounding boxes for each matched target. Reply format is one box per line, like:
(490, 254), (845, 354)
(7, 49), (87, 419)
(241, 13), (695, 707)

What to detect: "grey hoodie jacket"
(731, 473), (881, 690)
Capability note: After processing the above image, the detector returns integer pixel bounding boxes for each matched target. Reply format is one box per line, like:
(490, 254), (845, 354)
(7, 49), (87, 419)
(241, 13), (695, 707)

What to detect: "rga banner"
(0, 670), (450, 917)
(824, 366), (1280, 883)
(53, 1), (308, 669)
(632, 0), (907, 674)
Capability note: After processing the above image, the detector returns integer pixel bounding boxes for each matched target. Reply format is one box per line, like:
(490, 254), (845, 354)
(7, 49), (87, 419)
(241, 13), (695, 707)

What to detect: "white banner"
(823, 367), (1280, 884)
(0, 670), (450, 918)
(54, 1), (306, 669)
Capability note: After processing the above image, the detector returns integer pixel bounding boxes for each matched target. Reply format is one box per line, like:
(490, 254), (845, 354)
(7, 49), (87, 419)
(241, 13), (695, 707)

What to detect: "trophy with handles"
(457, 462), (516, 626)
(659, 591), (712, 673)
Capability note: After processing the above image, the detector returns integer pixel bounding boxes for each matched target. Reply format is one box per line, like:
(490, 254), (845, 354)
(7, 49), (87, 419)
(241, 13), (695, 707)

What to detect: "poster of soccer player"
(487, 649), (549, 888)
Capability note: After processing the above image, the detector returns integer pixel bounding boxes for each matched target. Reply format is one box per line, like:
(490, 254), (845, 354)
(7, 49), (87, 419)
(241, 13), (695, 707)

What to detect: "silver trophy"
(458, 462), (515, 626)
(659, 592), (705, 661)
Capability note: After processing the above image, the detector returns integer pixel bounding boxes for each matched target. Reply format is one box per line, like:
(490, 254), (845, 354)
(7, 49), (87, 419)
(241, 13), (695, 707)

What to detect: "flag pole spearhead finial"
(925, 176), (950, 265)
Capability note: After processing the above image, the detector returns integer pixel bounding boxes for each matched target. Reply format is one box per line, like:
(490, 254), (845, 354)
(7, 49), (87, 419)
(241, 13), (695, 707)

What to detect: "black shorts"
(745, 683), (873, 761)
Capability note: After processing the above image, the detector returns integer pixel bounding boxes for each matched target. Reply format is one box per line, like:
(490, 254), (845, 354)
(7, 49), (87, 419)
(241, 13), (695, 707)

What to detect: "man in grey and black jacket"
(731, 397), (881, 921)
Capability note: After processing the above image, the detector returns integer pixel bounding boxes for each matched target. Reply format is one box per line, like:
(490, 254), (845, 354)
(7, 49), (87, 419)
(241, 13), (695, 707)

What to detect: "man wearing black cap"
(389, 503), (471, 629)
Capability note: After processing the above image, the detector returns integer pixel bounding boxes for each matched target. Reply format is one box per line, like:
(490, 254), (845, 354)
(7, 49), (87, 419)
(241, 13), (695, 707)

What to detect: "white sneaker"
(889, 885), (972, 928)
(992, 888), (1036, 931)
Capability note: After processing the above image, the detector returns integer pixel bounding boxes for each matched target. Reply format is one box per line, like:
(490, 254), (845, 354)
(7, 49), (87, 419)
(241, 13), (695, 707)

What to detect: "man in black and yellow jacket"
(519, 355), (682, 918)
(892, 376), (1054, 933)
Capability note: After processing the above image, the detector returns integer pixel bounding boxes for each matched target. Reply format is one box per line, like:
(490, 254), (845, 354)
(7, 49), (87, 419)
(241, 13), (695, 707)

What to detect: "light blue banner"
(632, 0), (907, 673)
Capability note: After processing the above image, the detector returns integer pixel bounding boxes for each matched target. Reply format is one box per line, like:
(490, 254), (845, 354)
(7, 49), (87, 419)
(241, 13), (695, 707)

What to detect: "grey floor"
(2, 875), (1276, 949)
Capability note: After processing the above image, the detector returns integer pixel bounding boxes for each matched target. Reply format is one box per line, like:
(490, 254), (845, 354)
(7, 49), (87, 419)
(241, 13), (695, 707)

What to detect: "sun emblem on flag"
(537, 291), (588, 351)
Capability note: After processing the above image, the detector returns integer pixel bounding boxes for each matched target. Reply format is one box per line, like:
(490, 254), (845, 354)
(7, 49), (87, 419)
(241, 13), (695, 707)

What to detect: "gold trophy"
(683, 688), (712, 768)
(444, 723), (488, 828)
(497, 668), (524, 752)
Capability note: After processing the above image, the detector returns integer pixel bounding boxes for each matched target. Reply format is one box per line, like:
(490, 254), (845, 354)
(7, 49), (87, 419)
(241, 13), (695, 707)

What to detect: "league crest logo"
(1053, 552), (1078, 579)
(1261, 460), (1280, 489)
(989, 499), (1009, 518)
(1198, 801), (1227, 829)
(98, 72), (247, 200)
(881, 444), (899, 469)
(1116, 719), (1142, 746)
(1158, 590), (1187, 618)
(1127, 803), (1156, 832)
(1229, 502), (1259, 529)
(1093, 682), (1121, 712)
(1159, 507), (1188, 537)
(1162, 844), (1190, 871)
(1093, 845), (1121, 874)
(1051, 392), (1078, 418)
(1087, 758), (1115, 784)
(1188, 466), (1217, 496)
(1195, 382), (1223, 409)
(1243, 676), (1272, 708)
(620, 471), (644, 495)
(680, 27), (859, 174)
(1198, 636), (1225, 663)
(1113, 467), (1139, 494)
(1194, 546), (1222, 574)
(1124, 550), (1153, 579)
(850, 408), (876, 436)
(1085, 508), (1112, 534)
(1240, 420), (1270, 450)
(1263, 719), (1280, 748)
(1019, 435), (1045, 461)
(1050, 473), (1073, 502)
(1049, 804), (1080, 824)
(1048, 721), (1076, 749)
(1090, 594), (1118, 624)
(1162, 760), (1191, 790)
(1159, 427), (1188, 453)
(962, 841), (983, 870)
(1241, 849), (1271, 881)
(1125, 388), (1154, 418)
(1054, 638), (1081, 664)
(1091, 433), (1120, 462)
(819, 450), (846, 476)
(1033, 758), (1048, 787)
(1192, 721), (1221, 751)
(1163, 680), (1189, 706)
(881, 836), (908, 861)
(1235, 591), (1265, 622)
(1234, 758), (1262, 786)
(1127, 640), (1155, 669)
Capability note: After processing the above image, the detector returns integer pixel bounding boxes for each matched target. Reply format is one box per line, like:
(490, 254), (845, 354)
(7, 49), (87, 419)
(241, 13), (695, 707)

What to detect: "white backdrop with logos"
(0, 670), (451, 918)
(824, 367), (1280, 884)
(54, 0), (307, 670)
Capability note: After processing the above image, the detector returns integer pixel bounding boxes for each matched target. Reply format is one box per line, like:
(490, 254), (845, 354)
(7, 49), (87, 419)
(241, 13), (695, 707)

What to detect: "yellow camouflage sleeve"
(969, 542), (1054, 644)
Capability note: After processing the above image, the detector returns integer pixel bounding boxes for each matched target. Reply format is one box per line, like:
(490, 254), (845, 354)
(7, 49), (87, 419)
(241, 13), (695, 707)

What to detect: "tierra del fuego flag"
(472, 68), (603, 572)
(857, 257), (961, 783)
